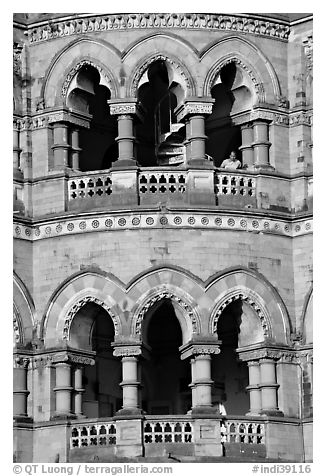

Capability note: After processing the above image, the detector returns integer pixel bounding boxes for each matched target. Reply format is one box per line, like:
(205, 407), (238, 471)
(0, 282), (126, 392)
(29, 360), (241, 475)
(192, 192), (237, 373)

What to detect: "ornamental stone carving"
(14, 356), (30, 369)
(61, 60), (113, 98)
(211, 291), (271, 338)
(134, 290), (199, 336)
(13, 42), (23, 76)
(62, 296), (120, 340)
(303, 35), (313, 72)
(13, 305), (22, 344)
(176, 102), (213, 121)
(113, 346), (142, 358)
(13, 113), (91, 131)
(27, 14), (291, 45)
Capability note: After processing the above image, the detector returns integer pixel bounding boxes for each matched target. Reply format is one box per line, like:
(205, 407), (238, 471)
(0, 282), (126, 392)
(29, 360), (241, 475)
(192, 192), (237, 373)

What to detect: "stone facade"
(13, 12), (312, 463)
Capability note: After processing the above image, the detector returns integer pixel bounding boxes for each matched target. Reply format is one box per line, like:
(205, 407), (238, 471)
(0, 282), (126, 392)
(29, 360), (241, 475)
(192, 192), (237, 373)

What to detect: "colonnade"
(14, 343), (285, 421)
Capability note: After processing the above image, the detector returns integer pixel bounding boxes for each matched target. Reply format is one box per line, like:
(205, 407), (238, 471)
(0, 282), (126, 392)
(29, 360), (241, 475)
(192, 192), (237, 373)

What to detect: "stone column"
(13, 121), (22, 171)
(175, 99), (214, 167)
(239, 123), (254, 168)
(252, 120), (272, 170)
(246, 361), (262, 415)
(108, 99), (144, 168)
(73, 366), (84, 418)
(180, 342), (221, 414)
(259, 358), (282, 415)
(52, 122), (70, 170)
(70, 128), (81, 170)
(13, 357), (31, 421)
(52, 361), (74, 419)
(113, 344), (145, 415)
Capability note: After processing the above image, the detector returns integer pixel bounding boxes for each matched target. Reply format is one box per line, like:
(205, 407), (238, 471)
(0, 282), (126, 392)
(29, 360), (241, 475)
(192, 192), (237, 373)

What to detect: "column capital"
(112, 341), (150, 359)
(175, 97), (215, 122)
(108, 98), (145, 122)
(31, 349), (96, 369)
(180, 340), (221, 360)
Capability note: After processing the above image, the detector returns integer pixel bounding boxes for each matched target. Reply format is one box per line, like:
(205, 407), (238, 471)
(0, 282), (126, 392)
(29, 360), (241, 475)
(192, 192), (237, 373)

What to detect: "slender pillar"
(246, 361), (262, 415)
(13, 126), (21, 171)
(194, 354), (213, 409)
(70, 128), (81, 170)
(119, 356), (141, 414)
(189, 357), (198, 410)
(73, 366), (84, 418)
(108, 100), (144, 168)
(239, 123), (254, 168)
(259, 358), (282, 415)
(53, 362), (74, 419)
(52, 122), (70, 170)
(13, 357), (31, 421)
(252, 120), (272, 169)
(175, 99), (214, 167)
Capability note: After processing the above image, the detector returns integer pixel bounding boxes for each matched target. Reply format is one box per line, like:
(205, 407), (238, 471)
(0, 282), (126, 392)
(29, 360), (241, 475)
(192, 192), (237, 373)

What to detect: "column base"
(191, 406), (216, 416)
(115, 408), (144, 417)
(187, 158), (215, 169)
(13, 415), (33, 423)
(50, 413), (77, 421)
(111, 159), (138, 169)
(260, 409), (284, 417)
(253, 164), (275, 171)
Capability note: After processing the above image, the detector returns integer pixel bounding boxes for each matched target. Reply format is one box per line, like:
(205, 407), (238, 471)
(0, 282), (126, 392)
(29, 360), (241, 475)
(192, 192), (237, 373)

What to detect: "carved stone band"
(176, 102), (214, 121)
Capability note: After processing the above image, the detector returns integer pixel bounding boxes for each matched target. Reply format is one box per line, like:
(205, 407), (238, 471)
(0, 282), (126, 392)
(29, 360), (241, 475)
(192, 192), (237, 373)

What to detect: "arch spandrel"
(206, 269), (291, 345)
(42, 38), (121, 108)
(302, 288), (313, 345)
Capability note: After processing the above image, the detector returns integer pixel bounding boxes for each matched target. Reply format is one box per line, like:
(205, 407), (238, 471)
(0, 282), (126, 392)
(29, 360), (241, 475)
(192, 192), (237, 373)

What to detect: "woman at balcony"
(220, 151), (242, 170)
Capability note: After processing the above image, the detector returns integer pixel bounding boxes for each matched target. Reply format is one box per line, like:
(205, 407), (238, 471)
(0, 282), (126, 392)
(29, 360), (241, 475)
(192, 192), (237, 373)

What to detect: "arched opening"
(212, 299), (251, 415)
(70, 302), (122, 417)
(206, 62), (254, 167)
(66, 64), (118, 171)
(136, 60), (186, 166)
(141, 299), (191, 414)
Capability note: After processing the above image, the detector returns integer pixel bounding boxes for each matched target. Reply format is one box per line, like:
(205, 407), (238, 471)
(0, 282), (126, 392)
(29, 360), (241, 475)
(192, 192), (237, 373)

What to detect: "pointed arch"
(201, 36), (282, 105)
(206, 268), (291, 344)
(42, 37), (121, 107)
(41, 271), (125, 348)
(13, 272), (35, 345)
(125, 50), (197, 97)
(301, 287), (313, 344)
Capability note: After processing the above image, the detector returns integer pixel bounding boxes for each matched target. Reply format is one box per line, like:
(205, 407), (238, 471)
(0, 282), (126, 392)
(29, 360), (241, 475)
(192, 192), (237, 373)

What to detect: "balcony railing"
(220, 418), (265, 444)
(143, 418), (193, 444)
(70, 420), (116, 449)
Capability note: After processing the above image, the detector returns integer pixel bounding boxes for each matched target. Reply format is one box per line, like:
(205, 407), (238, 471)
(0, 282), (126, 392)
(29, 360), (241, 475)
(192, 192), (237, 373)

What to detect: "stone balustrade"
(70, 420), (117, 449)
(220, 418), (265, 445)
(143, 418), (193, 444)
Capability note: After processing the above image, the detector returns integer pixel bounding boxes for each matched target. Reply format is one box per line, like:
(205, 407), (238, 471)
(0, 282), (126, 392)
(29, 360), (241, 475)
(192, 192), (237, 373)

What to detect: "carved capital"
(13, 356), (30, 369)
(180, 342), (221, 360)
(108, 101), (145, 121)
(113, 345), (142, 358)
(176, 101), (214, 121)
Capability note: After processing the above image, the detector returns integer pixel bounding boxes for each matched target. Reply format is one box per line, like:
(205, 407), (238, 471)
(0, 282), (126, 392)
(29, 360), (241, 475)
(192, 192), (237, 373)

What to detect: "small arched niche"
(69, 302), (122, 418)
(211, 298), (263, 415)
(141, 299), (191, 415)
(66, 64), (118, 171)
(135, 60), (187, 167)
(206, 62), (255, 166)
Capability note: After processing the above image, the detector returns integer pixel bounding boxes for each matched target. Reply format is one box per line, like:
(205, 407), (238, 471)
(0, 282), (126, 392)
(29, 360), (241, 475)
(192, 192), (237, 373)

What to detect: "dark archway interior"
(82, 304), (122, 417)
(141, 299), (191, 414)
(136, 61), (185, 166)
(67, 65), (118, 171)
(206, 63), (243, 166)
(212, 299), (249, 415)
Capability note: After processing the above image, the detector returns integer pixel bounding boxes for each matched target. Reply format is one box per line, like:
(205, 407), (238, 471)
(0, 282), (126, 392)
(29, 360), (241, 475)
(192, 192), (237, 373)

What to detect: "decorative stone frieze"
(303, 35), (313, 72)
(62, 296), (121, 340)
(176, 101), (213, 121)
(13, 356), (30, 369)
(32, 350), (95, 369)
(13, 213), (313, 241)
(112, 345), (142, 358)
(237, 346), (302, 364)
(13, 42), (23, 76)
(180, 343), (221, 360)
(133, 289), (200, 336)
(27, 14), (291, 45)
(289, 112), (312, 127)
(14, 111), (91, 131)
